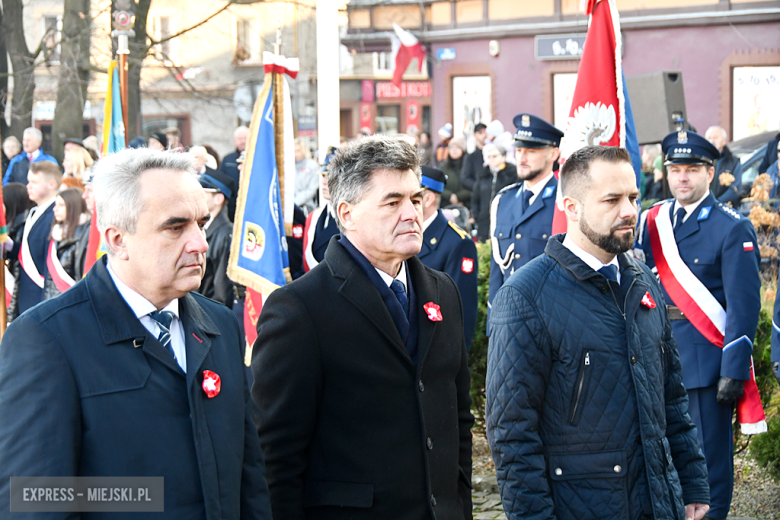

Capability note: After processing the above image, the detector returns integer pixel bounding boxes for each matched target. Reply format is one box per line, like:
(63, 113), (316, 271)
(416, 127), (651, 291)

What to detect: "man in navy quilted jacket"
(486, 146), (710, 520)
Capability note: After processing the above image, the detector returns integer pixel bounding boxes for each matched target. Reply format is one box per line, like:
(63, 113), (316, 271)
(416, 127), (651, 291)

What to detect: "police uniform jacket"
(218, 151), (241, 222)
(0, 256), (273, 519)
(638, 192), (761, 389)
(252, 237), (473, 520)
(419, 210), (478, 347)
(488, 175), (557, 319)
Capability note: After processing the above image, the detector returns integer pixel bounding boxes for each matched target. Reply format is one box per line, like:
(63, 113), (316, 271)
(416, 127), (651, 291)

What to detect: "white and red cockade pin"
(461, 257), (474, 274)
(424, 302), (443, 322)
(202, 370), (221, 398)
(641, 291), (656, 309)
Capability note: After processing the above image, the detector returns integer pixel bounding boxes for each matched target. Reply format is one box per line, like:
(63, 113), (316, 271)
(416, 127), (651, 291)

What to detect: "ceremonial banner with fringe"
(552, 0), (642, 234)
(228, 52), (298, 357)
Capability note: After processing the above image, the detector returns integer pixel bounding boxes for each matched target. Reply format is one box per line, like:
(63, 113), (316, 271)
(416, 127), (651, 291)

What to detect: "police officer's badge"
(678, 130), (688, 144)
(521, 115), (531, 127)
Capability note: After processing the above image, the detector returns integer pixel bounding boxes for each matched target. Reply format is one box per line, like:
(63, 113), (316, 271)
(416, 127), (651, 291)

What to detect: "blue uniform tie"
(674, 207), (686, 233)
(390, 279), (409, 317)
(522, 190), (534, 213)
(149, 310), (177, 361)
(598, 264), (618, 283)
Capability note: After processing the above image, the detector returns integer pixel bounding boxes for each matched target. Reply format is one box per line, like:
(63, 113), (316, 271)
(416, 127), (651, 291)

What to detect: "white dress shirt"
(521, 171), (555, 206)
(562, 234), (621, 284)
(673, 191), (710, 227)
(107, 262), (187, 372)
(375, 261), (409, 294)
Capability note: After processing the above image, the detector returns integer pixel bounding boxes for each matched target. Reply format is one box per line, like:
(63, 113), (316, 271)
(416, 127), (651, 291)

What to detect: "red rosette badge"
(202, 370), (221, 398)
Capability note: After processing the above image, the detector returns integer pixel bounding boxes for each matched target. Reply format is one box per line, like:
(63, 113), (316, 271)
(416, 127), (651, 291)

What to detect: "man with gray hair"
(252, 135), (473, 520)
(0, 148), (272, 519)
(3, 127), (58, 185)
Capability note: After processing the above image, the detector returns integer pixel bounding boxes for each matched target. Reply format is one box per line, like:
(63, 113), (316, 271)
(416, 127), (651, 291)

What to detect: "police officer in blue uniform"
(638, 130), (761, 520)
(487, 114), (563, 330)
(417, 166), (478, 348)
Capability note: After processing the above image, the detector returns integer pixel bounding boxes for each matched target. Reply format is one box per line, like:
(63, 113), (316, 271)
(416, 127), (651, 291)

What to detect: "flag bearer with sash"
(638, 129), (766, 520)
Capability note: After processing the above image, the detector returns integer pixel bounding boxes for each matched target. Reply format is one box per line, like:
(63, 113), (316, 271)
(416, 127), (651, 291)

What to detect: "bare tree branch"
(148, 1), (236, 47)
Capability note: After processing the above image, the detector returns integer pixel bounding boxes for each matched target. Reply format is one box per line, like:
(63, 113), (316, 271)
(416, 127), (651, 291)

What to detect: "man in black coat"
(252, 136), (473, 520)
(0, 149), (272, 520)
(219, 126), (249, 221)
(705, 126), (743, 205)
(460, 122), (487, 192)
(198, 170), (237, 307)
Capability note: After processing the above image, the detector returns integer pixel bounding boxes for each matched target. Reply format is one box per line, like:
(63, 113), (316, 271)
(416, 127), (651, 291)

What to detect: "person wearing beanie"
(435, 123), (453, 166)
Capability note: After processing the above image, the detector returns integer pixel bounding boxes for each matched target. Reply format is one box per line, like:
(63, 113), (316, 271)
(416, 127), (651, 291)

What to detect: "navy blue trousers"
(687, 386), (734, 519)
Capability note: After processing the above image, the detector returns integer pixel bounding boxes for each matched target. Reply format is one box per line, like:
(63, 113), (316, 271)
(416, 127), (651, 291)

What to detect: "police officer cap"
(199, 170), (236, 200)
(662, 130), (720, 166)
(512, 113), (564, 149)
(421, 166), (446, 194)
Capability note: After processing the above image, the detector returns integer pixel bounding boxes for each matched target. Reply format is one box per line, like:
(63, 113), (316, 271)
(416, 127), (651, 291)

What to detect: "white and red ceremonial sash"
(5, 265), (14, 307)
(302, 205), (325, 273)
(46, 239), (77, 293)
(646, 202), (766, 433)
(18, 199), (55, 289)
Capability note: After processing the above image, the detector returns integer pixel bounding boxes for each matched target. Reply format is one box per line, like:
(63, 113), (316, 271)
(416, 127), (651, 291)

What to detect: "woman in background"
(44, 188), (90, 299)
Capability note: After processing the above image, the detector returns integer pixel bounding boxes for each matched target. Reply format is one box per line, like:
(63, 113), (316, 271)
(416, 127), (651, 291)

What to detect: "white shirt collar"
(29, 149), (40, 160)
(422, 210), (438, 232)
(522, 171), (555, 205)
(375, 261), (408, 292)
(107, 261), (179, 319)
(674, 191), (710, 223)
(562, 234), (621, 283)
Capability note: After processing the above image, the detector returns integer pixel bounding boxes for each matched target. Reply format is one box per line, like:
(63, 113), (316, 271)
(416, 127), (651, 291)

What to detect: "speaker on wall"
(625, 71), (688, 145)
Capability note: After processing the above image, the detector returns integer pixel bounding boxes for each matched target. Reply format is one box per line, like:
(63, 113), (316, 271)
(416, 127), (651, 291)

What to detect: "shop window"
(376, 105), (401, 134)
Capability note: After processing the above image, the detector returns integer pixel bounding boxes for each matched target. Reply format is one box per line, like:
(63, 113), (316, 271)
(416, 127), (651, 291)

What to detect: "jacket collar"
(516, 175), (557, 226)
(673, 191), (716, 242)
(419, 210), (448, 257)
(325, 237), (440, 368)
(86, 257), (220, 378)
(545, 234), (644, 284)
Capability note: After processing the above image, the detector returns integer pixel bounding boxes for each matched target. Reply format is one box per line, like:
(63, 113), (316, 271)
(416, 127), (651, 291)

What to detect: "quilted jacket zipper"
(569, 351), (590, 424)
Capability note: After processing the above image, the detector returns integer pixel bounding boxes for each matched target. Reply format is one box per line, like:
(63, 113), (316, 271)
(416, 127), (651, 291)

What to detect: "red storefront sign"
(376, 81), (431, 99)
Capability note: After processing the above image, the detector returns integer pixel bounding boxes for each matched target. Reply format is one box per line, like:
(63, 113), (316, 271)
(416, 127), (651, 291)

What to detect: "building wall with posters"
(343, 0), (780, 147)
(430, 21), (779, 144)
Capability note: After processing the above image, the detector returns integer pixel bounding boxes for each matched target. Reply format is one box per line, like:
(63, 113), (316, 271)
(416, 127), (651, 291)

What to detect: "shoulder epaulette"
(651, 198), (673, 208)
(496, 182), (521, 197)
(447, 221), (470, 240)
(716, 202), (742, 220)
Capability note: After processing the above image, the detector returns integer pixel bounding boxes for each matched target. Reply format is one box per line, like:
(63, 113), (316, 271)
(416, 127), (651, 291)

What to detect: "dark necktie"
(390, 279), (409, 317)
(149, 310), (178, 362)
(673, 207), (686, 233)
(522, 190), (534, 213)
(598, 264), (618, 283)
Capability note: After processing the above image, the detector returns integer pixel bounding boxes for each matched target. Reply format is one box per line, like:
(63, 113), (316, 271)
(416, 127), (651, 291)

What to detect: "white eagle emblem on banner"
(560, 101), (617, 158)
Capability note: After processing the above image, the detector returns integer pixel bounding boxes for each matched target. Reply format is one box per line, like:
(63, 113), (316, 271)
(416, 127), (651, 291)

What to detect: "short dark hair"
(474, 123), (487, 133)
(560, 146), (632, 198)
(328, 135), (421, 232)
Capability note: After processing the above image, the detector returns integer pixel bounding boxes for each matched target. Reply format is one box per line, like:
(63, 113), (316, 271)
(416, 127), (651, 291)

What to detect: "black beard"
(517, 167), (544, 182)
(579, 215), (636, 255)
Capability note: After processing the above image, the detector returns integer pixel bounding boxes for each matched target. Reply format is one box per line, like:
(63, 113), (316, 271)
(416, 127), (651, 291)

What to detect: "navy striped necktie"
(149, 310), (177, 361)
